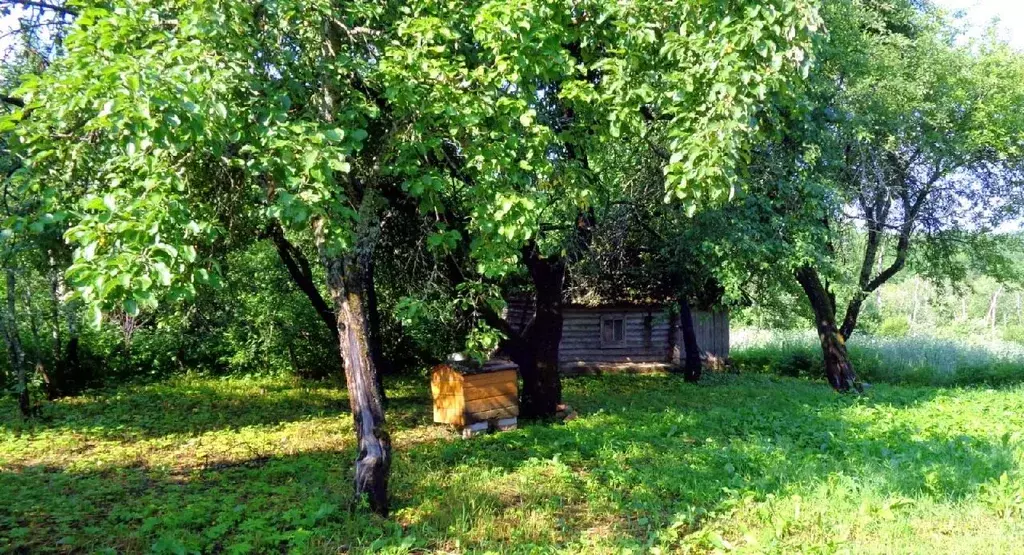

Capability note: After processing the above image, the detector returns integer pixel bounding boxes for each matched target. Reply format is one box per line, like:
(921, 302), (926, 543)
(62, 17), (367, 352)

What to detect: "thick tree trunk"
(364, 258), (388, 405)
(517, 248), (565, 418)
(795, 266), (860, 392)
(314, 220), (391, 517)
(2, 269), (30, 417)
(678, 297), (702, 383)
(839, 292), (867, 340)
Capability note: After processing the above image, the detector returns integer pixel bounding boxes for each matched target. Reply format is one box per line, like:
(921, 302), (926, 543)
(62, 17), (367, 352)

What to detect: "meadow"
(731, 329), (1024, 387)
(3, 370), (1024, 554)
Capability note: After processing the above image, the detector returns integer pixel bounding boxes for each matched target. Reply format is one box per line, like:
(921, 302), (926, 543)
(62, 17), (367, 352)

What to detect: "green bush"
(730, 344), (822, 379)
(875, 317), (910, 338)
(1002, 326), (1024, 345)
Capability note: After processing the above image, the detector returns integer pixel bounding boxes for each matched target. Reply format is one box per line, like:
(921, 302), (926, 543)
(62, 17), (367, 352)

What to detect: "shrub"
(875, 317), (910, 338)
(1002, 326), (1024, 345)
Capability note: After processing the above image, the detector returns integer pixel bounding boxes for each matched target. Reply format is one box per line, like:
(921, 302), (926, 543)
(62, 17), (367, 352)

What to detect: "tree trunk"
(1016, 292), (1021, 325)
(46, 265), (81, 398)
(48, 257), (62, 361)
(678, 297), (702, 383)
(267, 221), (339, 339)
(2, 269), (30, 417)
(839, 292), (867, 340)
(517, 247), (565, 418)
(363, 258), (388, 405)
(987, 285), (1002, 332)
(314, 219), (391, 517)
(795, 266), (860, 392)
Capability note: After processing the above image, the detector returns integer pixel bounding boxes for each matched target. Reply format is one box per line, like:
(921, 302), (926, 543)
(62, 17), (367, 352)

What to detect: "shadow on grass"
(1, 373), (1020, 552)
(0, 375), (433, 440)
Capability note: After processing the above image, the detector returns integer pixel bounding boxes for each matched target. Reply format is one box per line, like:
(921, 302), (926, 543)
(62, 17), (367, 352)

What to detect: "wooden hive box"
(430, 359), (519, 430)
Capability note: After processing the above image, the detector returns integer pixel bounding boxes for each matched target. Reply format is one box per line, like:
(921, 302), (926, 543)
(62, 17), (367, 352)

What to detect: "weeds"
(3, 373), (1024, 553)
(732, 329), (1024, 386)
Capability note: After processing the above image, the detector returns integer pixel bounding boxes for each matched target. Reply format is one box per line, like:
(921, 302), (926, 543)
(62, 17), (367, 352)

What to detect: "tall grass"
(731, 329), (1024, 387)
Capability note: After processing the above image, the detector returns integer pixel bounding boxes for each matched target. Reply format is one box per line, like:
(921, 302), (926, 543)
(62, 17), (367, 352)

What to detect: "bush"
(875, 317), (910, 338)
(1002, 326), (1024, 345)
(729, 344), (822, 380)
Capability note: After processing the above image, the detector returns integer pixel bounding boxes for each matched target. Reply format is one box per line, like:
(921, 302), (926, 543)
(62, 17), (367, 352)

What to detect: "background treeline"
(737, 231), (1024, 342)
(0, 229), (473, 396)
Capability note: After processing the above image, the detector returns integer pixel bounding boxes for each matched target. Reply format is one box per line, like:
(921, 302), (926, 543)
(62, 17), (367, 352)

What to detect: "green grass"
(3, 372), (1024, 554)
(732, 329), (1024, 387)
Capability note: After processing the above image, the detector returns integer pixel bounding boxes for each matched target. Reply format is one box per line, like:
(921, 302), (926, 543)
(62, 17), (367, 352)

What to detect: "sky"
(932, 1), (1024, 233)
(934, 0), (1024, 49)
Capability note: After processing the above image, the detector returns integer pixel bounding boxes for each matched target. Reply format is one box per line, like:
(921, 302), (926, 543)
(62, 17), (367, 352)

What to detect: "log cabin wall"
(503, 301), (730, 371)
(559, 307), (672, 367)
(687, 310), (730, 360)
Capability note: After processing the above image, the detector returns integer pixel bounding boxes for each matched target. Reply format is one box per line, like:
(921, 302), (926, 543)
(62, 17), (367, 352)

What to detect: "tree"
(2, 0), (820, 514)
(752, 0), (1024, 390)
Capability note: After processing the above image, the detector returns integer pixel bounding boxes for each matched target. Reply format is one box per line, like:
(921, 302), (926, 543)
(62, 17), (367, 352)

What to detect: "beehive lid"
(442, 356), (518, 375)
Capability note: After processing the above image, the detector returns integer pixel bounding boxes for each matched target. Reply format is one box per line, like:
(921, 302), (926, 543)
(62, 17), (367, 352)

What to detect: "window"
(601, 315), (626, 348)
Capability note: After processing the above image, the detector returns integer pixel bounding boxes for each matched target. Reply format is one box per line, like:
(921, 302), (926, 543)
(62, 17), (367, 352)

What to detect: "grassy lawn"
(3, 373), (1024, 554)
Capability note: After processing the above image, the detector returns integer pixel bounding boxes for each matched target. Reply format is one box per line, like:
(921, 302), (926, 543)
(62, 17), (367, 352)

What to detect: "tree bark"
(45, 262), (81, 398)
(839, 192), (915, 340)
(2, 269), (30, 417)
(314, 218), (391, 517)
(266, 221), (339, 339)
(47, 259), (62, 361)
(795, 266), (860, 392)
(516, 245), (565, 418)
(678, 297), (702, 383)
(363, 258), (388, 405)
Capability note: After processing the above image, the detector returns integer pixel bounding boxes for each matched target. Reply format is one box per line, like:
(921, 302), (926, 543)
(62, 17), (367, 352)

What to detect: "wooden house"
(505, 301), (729, 374)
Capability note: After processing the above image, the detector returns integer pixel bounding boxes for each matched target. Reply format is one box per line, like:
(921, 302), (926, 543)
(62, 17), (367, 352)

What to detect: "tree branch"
(5, 0), (76, 16)
(265, 221), (338, 338)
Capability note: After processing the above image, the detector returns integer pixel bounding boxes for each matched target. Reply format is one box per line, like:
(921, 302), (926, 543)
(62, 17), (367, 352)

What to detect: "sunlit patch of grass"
(733, 328), (1024, 386)
(3, 373), (1024, 553)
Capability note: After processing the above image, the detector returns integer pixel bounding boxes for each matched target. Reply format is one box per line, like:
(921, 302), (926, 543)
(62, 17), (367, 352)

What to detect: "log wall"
(503, 301), (730, 370)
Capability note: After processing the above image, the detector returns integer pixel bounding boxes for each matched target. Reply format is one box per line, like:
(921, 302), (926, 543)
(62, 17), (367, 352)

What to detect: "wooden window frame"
(600, 313), (627, 348)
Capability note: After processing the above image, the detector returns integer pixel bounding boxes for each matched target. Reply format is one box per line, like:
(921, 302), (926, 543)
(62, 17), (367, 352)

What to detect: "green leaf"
(153, 262), (172, 286)
(152, 243), (178, 260)
(329, 158), (351, 173)
(88, 304), (103, 329)
(81, 242), (98, 261)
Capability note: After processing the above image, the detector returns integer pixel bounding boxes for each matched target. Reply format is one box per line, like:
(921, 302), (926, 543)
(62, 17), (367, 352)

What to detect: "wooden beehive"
(431, 359), (519, 429)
